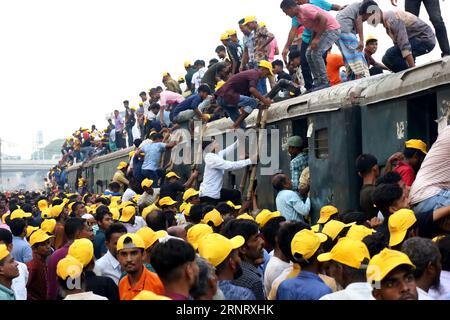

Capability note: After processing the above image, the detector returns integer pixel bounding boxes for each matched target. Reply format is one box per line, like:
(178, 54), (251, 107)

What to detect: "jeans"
(266, 79), (301, 100)
(405, 0), (450, 56)
(80, 146), (95, 161)
(413, 189), (450, 216)
(141, 169), (164, 187)
(126, 127), (133, 147)
(382, 37), (436, 72)
(217, 96), (258, 129)
(306, 29), (341, 86)
(300, 40), (314, 90)
(115, 130), (125, 149)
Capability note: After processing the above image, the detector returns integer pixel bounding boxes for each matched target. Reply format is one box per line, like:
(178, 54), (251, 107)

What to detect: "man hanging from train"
(359, 0), (436, 73)
(214, 60), (273, 130)
(286, 136), (308, 192)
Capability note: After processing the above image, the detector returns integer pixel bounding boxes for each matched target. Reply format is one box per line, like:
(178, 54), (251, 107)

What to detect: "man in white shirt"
(94, 223), (127, 285)
(199, 138), (255, 206)
(191, 60), (208, 93)
(318, 238), (374, 300)
(118, 206), (146, 233)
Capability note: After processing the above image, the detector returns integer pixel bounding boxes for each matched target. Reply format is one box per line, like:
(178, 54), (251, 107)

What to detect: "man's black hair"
(278, 221), (310, 262)
(21, 204), (33, 214)
(272, 174), (289, 192)
(359, 0), (379, 15)
(9, 219), (26, 237)
(355, 154), (378, 175)
(404, 147), (426, 159)
(366, 38), (377, 45)
(209, 58), (219, 66)
(123, 100), (129, 104)
(338, 211), (368, 225)
(280, 0), (297, 10)
(71, 202), (84, 213)
(437, 236), (450, 271)
(95, 205), (111, 222)
(52, 199), (63, 206)
(238, 18), (245, 25)
(108, 182), (121, 191)
(133, 139), (143, 148)
(152, 133), (163, 140)
(402, 237), (441, 279)
(95, 197), (110, 206)
(0, 228), (13, 245)
(198, 84), (212, 95)
(187, 204), (204, 224)
(261, 216), (286, 249)
(105, 222), (127, 242)
(202, 139), (215, 151)
(288, 50), (301, 61)
(194, 60), (206, 67)
(145, 210), (168, 231)
(150, 102), (160, 109)
(215, 202), (234, 215)
(272, 60), (284, 68)
(362, 232), (387, 257)
(151, 238), (196, 283)
(375, 172), (402, 186)
(372, 183), (404, 217)
(215, 45), (226, 53)
(221, 219), (259, 243)
(64, 217), (85, 240)
(139, 91), (146, 96)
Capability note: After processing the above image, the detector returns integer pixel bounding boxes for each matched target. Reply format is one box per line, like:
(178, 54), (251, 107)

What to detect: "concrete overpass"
(0, 160), (58, 173)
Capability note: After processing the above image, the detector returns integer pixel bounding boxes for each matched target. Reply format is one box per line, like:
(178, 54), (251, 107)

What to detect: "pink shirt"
(159, 91), (185, 106)
(268, 38), (279, 62)
(297, 4), (340, 33)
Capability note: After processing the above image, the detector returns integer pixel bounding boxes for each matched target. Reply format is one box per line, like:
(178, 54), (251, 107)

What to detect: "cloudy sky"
(1, 0), (448, 159)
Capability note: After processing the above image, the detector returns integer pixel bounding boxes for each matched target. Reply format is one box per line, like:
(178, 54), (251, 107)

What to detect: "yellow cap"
(41, 219), (57, 234)
(291, 229), (327, 260)
(10, 209), (32, 220)
(136, 227), (168, 250)
(367, 248), (415, 282)
(117, 161), (127, 170)
(201, 209), (224, 227)
(26, 226), (39, 238)
(346, 224), (376, 241)
(110, 207), (120, 220)
(388, 209), (417, 247)
(132, 194), (141, 203)
(184, 60), (192, 68)
(321, 220), (354, 241)
(158, 196), (177, 207)
(226, 29), (237, 36)
(220, 33), (230, 41)
(182, 203), (192, 216)
(187, 224), (214, 250)
(1, 213), (9, 224)
(215, 80), (225, 91)
(142, 203), (160, 220)
(226, 201), (242, 210)
(255, 209), (281, 228)
(119, 206), (136, 223)
(29, 229), (54, 246)
(198, 233), (245, 267)
(38, 199), (48, 211)
(183, 188), (199, 202)
(178, 76), (185, 82)
(130, 106), (137, 111)
(56, 255), (84, 280)
(0, 244), (10, 261)
(258, 60), (273, 76)
(237, 213), (255, 220)
(317, 205), (339, 224)
(318, 237), (370, 269)
(68, 239), (94, 267)
(133, 290), (172, 300)
(243, 15), (257, 25)
(259, 22), (266, 28)
(165, 171), (180, 179)
(405, 139), (427, 155)
(51, 204), (64, 218)
(41, 208), (53, 219)
(138, 102), (144, 107)
(119, 201), (134, 209)
(366, 34), (378, 42)
(311, 224), (320, 232)
(179, 202), (187, 213)
(162, 72), (170, 77)
(117, 233), (145, 251)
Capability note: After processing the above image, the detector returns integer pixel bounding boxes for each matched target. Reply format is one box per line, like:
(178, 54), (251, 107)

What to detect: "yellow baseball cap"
(226, 201), (242, 210)
(41, 219), (57, 234)
(255, 209), (281, 228)
(68, 239), (94, 267)
(405, 139), (427, 155)
(258, 60), (273, 76)
(259, 22), (266, 28)
(366, 34), (378, 43)
(220, 33), (230, 41)
(321, 220), (354, 241)
(226, 29), (237, 35)
(132, 194), (141, 203)
(51, 204), (64, 218)
(317, 205), (339, 224)
(318, 237), (370, 269)
(198, 233), (245, 267)
(388, 209), (417, 247)
(10, 209), (32, 220)
(367, 248), (415, 283)
(29, 229), (54, 246)
(184, 60), (192, 68)
(26, 226), (39, 238)
(142, 203), (160, 220)
(178, 76), (185, 82)
(165, 172), (180, 179)
(346, 224), (376, 241)
(215, 80), (225, 91)
(133, 290), (172, 300)
(187, 224), (214, 250)
(1, 213), (9, 224)
(136, 227), (168, 250)
(183, 188), (200, 202)
(119, 206), (136, 223)
(182, 203), (192, 216)
(38, 199), (48, 211)
(130, 106), (137, 111)
(117, 161), (127, 170)
(162, 72), (170, 77)
(56, 255), (84, 280)
(291, 229), (328, 260)
(0, 244), (10, 261)
(158, 196), (177, 207)
(110, 207), (120, 220)
(237, 213), (255, 220)
(201, 209), (224, 227)
(311, 224), (320, 232)
(117, 233), (145, 251)
(243, 15), (257, 25)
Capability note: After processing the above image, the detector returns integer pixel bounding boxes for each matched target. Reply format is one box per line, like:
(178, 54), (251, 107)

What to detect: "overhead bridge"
(0, 160), (58, 173)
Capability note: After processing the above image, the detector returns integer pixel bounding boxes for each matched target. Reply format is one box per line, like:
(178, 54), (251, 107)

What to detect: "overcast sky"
(1, 0), (448, 159)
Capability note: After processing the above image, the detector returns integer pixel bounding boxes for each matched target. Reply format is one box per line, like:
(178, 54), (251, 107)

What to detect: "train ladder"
(245, 106), (269, 202)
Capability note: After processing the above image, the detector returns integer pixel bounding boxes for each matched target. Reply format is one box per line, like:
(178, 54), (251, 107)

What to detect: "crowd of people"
(1, 0), (450, 301)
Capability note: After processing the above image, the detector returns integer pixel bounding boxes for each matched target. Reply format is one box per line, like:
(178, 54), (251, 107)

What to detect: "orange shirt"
(326, 53), (345, 86)
(119, 266), (164, 300)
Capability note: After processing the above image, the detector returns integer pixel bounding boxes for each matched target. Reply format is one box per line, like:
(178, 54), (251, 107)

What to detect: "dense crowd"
(1, 0), (450, 301)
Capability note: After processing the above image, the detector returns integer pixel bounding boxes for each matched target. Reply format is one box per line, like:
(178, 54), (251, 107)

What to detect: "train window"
(314, 128), (328, 159)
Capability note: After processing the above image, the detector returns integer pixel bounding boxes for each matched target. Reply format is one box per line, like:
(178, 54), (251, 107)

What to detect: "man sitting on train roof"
(214, 60), (273, 130)
(266, 58), (302, 102)
(364, 35), (390, 75)
(359, 0), (436, 73)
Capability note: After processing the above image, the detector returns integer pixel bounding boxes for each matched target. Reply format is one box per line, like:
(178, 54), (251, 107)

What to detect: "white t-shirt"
(125, 216), (147, 233)
(64, 292), (108, 300)
(320, 282), (374, 300)
(263, 256), (291, 297)
(11, 262), (28, 300)
(122, 188), (137, 202)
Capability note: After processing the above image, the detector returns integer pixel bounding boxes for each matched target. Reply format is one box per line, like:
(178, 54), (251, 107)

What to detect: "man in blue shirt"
(171, 84), (211, 123)
(273, 173), (310, 222)
(93, 206), (113, 259)
(9, 219), (32, 264)
(138, 134), (177, 187)
(277, 229), (331, 300)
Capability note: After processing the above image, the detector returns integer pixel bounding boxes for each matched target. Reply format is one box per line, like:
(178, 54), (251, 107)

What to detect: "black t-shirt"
(277, 71), (292, 81)
(160, 181), (185, 200)
(416, 209), (439, 238)
(360, 184), (378, 220)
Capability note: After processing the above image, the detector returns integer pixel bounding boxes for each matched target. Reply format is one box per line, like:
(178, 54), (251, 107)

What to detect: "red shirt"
(215, 69), (261, 105)
(26, 253), (48, 300)
(394, 161), (416, 187)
